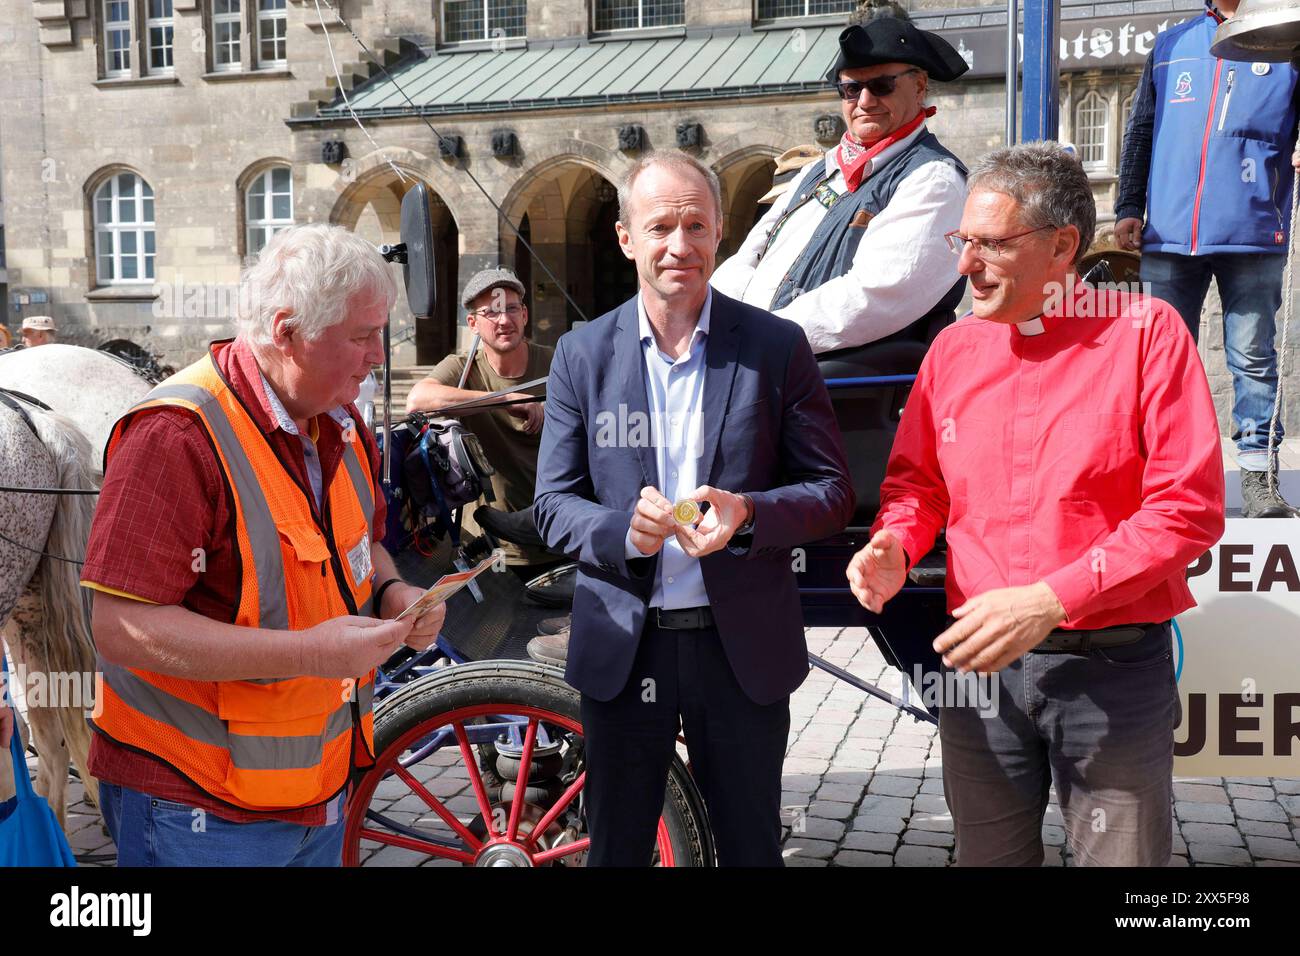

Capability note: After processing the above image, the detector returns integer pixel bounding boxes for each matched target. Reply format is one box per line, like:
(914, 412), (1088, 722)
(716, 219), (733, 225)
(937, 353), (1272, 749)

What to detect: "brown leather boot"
(526, 627), (569, 666)
(536, 614), (571, 636)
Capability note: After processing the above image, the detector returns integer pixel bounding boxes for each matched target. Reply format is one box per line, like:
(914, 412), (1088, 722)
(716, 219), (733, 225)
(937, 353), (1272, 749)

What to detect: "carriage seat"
(817, 339), (928, 528)
(816, 339), (928, 381)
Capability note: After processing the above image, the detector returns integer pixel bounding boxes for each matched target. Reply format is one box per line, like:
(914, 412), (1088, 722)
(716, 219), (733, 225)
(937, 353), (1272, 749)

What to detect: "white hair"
(237, 223), (397, 347)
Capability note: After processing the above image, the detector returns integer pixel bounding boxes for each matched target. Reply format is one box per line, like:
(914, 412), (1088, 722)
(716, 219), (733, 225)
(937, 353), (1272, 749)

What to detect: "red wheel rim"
(343, 702), (677, 867)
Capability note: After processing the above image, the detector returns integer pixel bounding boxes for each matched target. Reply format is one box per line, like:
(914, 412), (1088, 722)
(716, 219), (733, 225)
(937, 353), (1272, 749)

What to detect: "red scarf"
(836, 106), (937, 192)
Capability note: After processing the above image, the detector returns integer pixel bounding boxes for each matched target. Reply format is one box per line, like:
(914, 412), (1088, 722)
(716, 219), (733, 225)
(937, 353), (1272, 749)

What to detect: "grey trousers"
(937, 622), (1179, 867)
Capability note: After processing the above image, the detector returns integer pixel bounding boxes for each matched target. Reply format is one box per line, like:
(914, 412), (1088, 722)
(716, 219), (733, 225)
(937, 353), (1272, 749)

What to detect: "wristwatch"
(735, 493), (755, 536)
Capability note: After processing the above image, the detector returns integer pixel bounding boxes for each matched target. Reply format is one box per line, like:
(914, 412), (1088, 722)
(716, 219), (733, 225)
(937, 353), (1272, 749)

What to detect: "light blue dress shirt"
(623, 290), (712, 610)
(257, 367), (355, 513)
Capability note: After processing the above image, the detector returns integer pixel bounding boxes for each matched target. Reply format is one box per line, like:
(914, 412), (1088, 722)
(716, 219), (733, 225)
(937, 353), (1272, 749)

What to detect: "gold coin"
(673, 499), (700, 525)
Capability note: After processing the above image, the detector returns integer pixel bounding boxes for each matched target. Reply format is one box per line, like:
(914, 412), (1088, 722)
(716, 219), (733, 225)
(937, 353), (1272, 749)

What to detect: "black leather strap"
(372, 577), (402, 619)
(1034, 622), (1160, 653)
(652, 606), (715, 630)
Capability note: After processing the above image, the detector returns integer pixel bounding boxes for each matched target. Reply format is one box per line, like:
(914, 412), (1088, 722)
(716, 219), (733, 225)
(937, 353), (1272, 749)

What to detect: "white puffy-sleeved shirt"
(711, 124), (967, 354)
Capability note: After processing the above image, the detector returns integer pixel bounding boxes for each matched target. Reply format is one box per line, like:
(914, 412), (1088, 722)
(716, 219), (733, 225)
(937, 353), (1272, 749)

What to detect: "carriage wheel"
(343, 660), (714, 867)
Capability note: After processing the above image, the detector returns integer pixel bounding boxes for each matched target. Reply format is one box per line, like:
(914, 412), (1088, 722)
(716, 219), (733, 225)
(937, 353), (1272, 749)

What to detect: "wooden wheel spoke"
(453, 720), (499, 838)
(531, 837), (591, 865)
(359, 826), (476, 865)
(524, 769), (585, 850)
(391, 761), (482, 851)
(505, 718), (539, 842)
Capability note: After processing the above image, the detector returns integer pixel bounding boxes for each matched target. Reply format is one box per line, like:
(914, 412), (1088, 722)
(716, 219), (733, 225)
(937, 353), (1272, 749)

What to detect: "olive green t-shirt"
(428, 343), (554, 566)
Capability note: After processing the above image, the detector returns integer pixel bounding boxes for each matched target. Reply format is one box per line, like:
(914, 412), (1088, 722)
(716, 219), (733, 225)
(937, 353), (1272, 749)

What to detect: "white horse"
(0, 343), (153, 472)
(0, 345), (151, 830)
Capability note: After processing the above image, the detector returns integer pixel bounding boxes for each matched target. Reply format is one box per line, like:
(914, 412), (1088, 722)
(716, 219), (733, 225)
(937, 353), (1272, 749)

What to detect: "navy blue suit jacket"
(534, 290), (854, 705)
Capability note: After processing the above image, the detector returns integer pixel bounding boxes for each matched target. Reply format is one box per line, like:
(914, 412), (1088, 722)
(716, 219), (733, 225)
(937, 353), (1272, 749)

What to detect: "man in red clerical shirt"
(848, 142), (1225, 866)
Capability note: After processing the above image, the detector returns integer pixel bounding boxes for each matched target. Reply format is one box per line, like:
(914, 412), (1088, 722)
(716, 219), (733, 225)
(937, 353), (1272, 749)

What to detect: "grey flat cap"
(461, 268), (526, 309)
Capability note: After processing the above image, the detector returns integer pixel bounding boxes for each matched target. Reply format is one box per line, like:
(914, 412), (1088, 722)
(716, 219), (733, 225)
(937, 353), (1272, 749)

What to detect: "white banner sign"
(1175, 518), (1300, 776)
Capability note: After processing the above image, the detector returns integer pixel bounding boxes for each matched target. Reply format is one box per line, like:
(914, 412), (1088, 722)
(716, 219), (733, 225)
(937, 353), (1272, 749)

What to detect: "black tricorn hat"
(827, 19), (970, 84)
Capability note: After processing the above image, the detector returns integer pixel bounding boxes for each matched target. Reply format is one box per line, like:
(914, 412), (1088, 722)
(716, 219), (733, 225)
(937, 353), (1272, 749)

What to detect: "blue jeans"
(1141, 251), (1285, 471)
(99, 783), (346, 867)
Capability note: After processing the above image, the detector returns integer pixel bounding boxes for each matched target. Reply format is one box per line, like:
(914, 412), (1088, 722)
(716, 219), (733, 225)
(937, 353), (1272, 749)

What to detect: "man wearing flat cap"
(712, 9), (970, 353)
(408, 268), (555, 573)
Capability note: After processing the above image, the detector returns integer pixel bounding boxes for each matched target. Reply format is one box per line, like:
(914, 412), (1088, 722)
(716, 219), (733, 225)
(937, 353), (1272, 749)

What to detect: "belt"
(1032, 622), (1162, 653)
(652, 606), (715, 630)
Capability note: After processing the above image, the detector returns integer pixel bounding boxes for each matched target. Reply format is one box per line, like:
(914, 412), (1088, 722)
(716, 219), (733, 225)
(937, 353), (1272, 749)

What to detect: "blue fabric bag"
(0, 653), (76, 867)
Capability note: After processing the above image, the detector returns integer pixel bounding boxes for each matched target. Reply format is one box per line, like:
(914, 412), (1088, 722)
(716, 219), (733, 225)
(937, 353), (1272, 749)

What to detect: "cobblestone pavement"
(40, 626), (1300, 867)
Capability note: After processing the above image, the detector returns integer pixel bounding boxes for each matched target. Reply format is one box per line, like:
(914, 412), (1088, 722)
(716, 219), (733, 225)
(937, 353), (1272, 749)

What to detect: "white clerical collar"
(1016, 317), (1046, 336)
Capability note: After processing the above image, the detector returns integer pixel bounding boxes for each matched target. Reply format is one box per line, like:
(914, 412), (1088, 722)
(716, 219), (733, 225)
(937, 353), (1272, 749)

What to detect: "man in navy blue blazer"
(534, 150), (855, 866)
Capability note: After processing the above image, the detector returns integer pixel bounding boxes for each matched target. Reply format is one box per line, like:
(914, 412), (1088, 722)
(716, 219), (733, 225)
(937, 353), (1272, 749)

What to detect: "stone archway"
(500, 156), (636, 344)
(714, 147), (781, 263)
(331, 165), (460, 366)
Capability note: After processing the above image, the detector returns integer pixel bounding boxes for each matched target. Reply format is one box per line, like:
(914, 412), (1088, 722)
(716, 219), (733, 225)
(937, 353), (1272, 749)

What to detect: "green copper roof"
(309, 1), (1202, 121)
(320, 27), (843, 119)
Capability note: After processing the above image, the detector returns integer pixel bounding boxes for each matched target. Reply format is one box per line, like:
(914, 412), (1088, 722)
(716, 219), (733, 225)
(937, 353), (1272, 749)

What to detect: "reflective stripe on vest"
(342, 439), (375, 620)
(144, 382), (290, 630)
(100, 661), (373, 770)
(93, 347), (379, 811)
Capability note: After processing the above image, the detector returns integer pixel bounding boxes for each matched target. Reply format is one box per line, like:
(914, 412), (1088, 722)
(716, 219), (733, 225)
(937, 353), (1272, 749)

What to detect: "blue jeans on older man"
(1141, 251), (1284, 472)
(99, 783), (346, 866)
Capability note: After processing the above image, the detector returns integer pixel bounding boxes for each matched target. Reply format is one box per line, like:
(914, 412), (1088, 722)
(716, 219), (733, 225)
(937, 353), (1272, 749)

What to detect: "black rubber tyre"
(347, 660), (714, 867)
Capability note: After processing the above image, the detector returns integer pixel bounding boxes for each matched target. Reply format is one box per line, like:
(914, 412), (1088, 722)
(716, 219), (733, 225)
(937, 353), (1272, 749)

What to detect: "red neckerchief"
(836, 106), (937, 193)
(1204, 0), (1226, 24)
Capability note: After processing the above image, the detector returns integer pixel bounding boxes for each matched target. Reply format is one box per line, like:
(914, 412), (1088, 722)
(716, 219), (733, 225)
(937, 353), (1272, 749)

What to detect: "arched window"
(1120, 89), (1136, 136)
(93, 173), (156, 284)
(245, 166), (293, 256)
(1075, 90), (1110, 170)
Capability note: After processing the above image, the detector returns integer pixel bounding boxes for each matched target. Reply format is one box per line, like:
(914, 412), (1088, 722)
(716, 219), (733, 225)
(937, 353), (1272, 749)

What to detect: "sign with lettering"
(947, 13), (1197, 80)
(1174, 519), (1300, 775)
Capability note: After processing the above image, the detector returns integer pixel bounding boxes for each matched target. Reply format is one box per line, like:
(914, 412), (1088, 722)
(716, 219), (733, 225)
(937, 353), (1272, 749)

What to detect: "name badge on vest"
(347, 534), (373, 587)
(813, 181), (841, 210)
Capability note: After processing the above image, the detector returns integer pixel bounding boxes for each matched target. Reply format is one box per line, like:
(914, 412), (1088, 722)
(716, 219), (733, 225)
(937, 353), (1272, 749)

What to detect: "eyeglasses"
(470, 305), (525, 321)
(833, 68), (923, 100)
(944, 225), (1055, 258)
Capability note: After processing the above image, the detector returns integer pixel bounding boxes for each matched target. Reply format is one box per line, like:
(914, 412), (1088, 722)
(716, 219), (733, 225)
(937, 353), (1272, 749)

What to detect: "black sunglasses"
(833, 68), (923, 100)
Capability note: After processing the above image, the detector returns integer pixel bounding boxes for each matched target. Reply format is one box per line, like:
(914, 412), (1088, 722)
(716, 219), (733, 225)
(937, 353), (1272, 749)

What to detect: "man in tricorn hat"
(712, 9), (970, 353)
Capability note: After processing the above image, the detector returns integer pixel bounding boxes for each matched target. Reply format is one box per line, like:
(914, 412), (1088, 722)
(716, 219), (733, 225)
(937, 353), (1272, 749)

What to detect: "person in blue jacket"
(1116, 0), (1300, 517)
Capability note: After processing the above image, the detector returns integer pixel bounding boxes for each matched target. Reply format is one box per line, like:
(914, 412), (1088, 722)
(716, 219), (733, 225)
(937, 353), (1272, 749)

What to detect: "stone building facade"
(0, 0), (1294, 429)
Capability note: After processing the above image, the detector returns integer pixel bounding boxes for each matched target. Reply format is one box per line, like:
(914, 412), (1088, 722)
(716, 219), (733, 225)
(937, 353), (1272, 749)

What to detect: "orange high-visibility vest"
(92, 344), (378, 812)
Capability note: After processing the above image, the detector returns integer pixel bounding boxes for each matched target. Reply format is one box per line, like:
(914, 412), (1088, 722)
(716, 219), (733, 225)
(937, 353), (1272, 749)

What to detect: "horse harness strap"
(0, 386), (52, 437)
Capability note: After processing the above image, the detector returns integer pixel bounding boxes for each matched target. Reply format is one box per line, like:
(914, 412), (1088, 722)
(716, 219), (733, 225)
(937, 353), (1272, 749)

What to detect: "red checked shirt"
(81, 338), (387, 824)
(871, 282), (1225, 628)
